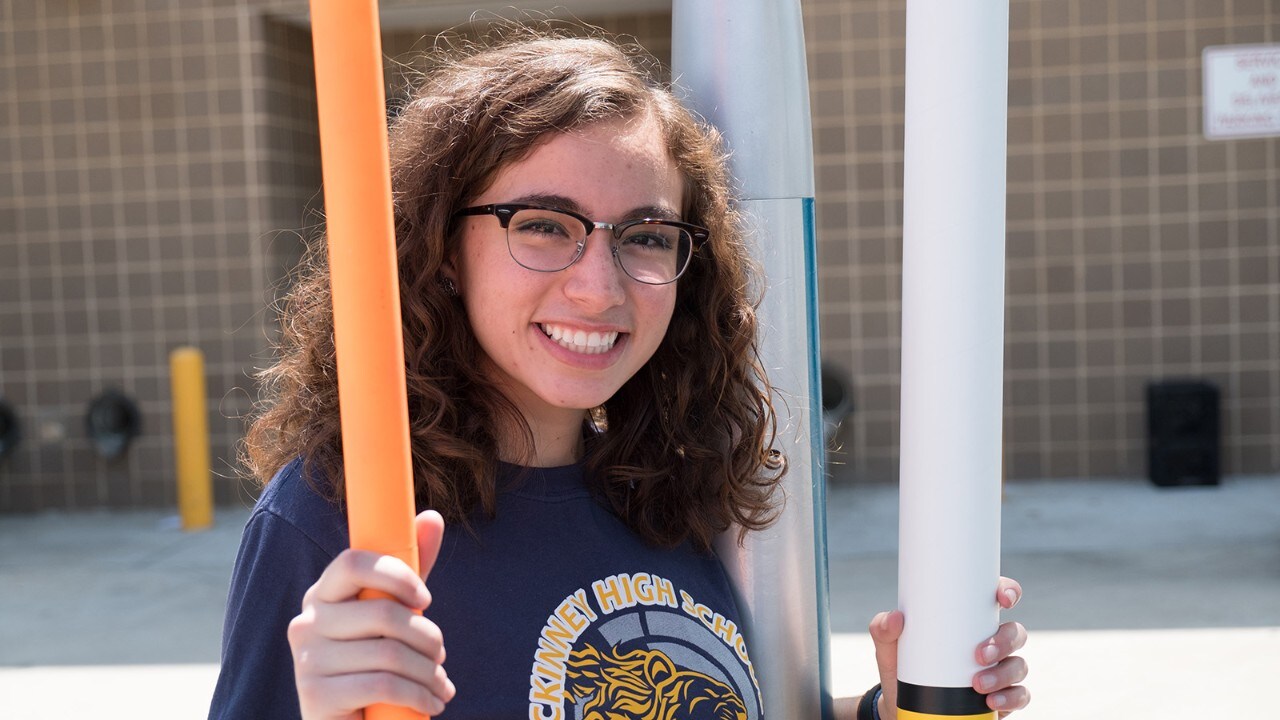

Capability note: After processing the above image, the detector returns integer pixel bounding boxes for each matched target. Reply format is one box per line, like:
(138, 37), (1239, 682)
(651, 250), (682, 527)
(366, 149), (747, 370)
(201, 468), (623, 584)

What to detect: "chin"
(553, 394), (616, 412)
(542, 384), (625, 412)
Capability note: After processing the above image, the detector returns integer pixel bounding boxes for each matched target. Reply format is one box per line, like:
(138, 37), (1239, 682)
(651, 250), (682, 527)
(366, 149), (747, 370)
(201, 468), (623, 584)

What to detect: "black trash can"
(1146, 380), (1219, 487)
(820, 362), (855, 446)
(0, 399), (18, 461)
(86, 390), (142, 459)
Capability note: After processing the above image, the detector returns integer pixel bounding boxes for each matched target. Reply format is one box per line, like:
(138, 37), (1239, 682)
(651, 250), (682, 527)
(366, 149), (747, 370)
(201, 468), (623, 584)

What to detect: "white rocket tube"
(673, 2), (830, 719)
(897, 2), (1009, 719)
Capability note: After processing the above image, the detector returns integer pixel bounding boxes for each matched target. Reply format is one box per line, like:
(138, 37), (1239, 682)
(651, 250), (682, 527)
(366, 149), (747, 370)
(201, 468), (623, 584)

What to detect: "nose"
(562, 229), (626, 310)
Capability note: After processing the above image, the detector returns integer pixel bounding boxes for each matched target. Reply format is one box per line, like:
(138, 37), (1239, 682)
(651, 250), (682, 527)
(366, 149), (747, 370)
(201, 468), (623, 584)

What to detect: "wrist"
(857, 683), (883, 720)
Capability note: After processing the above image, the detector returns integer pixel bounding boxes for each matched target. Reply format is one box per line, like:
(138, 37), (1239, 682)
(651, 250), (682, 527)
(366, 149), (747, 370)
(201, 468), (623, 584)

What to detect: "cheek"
(641, 290), (678, 342)
(661, 295), (678, 331)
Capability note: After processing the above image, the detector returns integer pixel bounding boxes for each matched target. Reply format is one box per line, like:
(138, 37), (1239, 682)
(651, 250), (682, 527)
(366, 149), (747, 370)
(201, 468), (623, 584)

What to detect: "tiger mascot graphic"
(565, 642), (748, 720)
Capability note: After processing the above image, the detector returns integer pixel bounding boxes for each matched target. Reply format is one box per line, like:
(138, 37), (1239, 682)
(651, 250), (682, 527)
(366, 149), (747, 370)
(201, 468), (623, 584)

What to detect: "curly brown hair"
(242, 28), (783, 551)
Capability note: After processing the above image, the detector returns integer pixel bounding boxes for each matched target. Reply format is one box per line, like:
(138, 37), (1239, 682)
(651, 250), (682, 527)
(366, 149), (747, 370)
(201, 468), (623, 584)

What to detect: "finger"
(973, 655), (1028, 694)
(298, 636), (450, 689)
(868, 609), (905, 645)
(976, 621), (1028, 665)
(416, 510), (446, 582)
(868, 610), (904, 710)
(301, 668), (453, 717)
(988, 684), (1030, 715)
(312, 598), (445, 662)
(308, 549), (430, 609)
(996, 577), (1022, 609)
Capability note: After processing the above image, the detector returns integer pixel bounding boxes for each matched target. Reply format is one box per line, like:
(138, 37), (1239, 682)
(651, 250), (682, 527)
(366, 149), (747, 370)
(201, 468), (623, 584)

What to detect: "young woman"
(209, 31), (1029, 720)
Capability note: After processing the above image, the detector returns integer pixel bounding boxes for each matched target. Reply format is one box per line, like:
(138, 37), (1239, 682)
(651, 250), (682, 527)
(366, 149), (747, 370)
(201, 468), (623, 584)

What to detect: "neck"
(496, 403), (588, 467)
(530, 414), (587, 466)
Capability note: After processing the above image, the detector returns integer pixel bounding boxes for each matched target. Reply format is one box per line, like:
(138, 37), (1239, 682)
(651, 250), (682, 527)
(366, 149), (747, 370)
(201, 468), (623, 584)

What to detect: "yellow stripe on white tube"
(897, 1), (1010, 718)
(896, 707), (993, 712)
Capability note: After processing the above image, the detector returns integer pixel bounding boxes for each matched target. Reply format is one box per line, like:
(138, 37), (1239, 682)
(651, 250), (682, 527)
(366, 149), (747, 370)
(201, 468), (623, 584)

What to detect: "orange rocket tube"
(309, 1), (422, 718)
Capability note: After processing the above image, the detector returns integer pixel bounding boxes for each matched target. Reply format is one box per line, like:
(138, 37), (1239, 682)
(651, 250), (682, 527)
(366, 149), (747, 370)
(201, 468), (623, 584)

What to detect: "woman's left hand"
(868, 577), (1030, 718)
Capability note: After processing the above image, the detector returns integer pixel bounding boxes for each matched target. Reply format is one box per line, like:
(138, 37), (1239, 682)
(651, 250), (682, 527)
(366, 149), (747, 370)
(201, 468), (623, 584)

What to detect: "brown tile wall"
(1, 0), (1275, 510)
(1, 1), (270, 510)
(0, 1), (670, 511)
(810, 0), (1280, 482)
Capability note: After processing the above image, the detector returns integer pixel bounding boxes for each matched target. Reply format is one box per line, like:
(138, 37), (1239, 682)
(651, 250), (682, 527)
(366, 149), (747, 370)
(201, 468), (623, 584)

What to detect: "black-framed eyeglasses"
(453, 203), (708, 285)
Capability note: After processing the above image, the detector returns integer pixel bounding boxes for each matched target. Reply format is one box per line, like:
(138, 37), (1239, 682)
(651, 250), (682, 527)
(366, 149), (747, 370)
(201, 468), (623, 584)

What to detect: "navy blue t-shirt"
(209, 459), (764, 719)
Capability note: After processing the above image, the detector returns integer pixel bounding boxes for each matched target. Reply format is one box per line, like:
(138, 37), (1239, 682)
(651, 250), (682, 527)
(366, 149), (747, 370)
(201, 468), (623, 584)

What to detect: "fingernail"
(991, 693), (1007, 708)
(982, 644), (999, 663)
(979, 673), (997, 691)
(1004, 588), (1018, 607)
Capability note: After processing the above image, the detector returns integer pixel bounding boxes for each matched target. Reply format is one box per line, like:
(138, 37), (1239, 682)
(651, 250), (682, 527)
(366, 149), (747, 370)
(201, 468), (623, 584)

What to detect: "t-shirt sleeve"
(208, 509), (335, 720)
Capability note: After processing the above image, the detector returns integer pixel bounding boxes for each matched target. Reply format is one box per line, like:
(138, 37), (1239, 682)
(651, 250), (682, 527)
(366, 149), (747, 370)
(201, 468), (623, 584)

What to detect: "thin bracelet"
(857, 683), (883, 720)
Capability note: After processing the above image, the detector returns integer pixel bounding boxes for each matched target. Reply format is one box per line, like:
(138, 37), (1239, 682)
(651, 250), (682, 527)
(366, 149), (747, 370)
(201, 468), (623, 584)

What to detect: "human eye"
(512, 215), (572, 239)
(621, 225), (678, 252)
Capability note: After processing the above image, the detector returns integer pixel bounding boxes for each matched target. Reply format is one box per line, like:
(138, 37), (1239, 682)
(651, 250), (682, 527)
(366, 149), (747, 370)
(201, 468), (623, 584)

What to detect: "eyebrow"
(508, 192), (682, 222)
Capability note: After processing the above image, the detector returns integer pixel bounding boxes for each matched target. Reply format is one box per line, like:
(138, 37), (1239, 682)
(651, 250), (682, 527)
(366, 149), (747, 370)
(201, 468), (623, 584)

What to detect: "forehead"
(479, 113), (685, 214)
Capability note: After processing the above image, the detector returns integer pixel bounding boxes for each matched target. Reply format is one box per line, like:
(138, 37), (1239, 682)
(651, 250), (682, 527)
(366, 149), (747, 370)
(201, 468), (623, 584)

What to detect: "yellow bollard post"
(170, 346), (213, 531)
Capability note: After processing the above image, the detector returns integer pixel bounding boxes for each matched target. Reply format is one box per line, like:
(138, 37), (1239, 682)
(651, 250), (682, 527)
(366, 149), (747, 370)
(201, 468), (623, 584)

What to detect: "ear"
(438, 254), (463, 296)
(644, 650), (676, 684)
(439, 255), (459, 283)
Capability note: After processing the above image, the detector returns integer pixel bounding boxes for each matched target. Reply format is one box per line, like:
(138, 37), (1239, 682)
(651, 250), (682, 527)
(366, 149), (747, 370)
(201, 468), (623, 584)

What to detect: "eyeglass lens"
(506, 208), (691, 284)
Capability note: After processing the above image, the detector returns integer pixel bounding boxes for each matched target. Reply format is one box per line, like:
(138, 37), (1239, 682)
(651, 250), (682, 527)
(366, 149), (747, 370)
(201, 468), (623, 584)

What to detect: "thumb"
(869, 610), (905, 718)
(415, 509), (446, 582)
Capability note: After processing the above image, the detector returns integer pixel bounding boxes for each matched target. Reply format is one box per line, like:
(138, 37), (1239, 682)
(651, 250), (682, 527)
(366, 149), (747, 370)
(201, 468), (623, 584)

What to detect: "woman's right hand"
(288, 510), (455, 719)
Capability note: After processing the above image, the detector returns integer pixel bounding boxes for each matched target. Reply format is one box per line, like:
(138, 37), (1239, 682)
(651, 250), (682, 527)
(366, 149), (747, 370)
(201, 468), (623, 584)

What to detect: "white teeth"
(539, 323), (620, 354)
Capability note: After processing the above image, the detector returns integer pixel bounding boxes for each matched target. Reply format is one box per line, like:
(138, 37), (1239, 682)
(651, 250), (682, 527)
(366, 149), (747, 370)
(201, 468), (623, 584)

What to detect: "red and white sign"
(1203, 44), (1280, 140)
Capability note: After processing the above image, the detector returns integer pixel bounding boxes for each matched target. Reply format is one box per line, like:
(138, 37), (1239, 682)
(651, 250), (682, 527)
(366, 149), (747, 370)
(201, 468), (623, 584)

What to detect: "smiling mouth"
(538, 323), (621, 355)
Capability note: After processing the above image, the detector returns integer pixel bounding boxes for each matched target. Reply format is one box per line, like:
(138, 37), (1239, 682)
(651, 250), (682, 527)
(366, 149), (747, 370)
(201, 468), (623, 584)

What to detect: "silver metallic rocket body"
(673, 2), (831, 718)
(671, 1), (816, 201)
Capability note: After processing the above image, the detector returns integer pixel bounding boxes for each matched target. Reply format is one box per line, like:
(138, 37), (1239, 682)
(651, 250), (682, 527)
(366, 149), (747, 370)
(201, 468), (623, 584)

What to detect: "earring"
(439, 277), (459, 297)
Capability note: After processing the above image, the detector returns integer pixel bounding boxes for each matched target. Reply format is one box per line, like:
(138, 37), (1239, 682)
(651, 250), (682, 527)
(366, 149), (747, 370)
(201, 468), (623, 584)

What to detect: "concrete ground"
(2, 475), (1277, 718)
